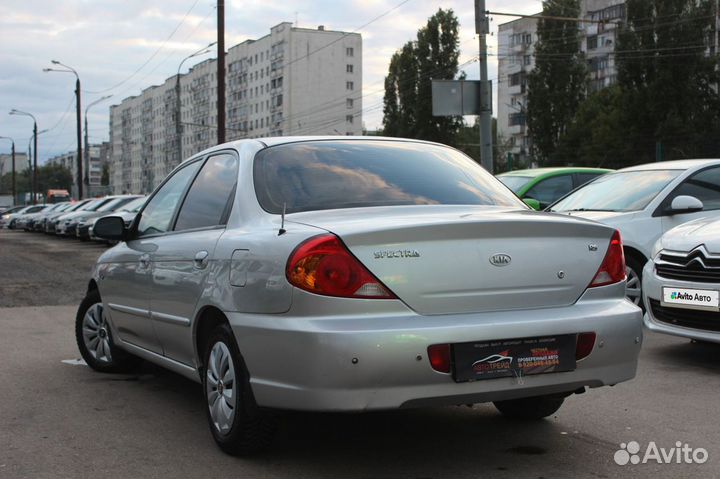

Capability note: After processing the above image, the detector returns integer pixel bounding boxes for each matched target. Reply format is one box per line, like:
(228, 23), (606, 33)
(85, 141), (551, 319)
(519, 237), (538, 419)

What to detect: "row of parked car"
(0, 195), (146, 241)
(3, 137), (717, 455)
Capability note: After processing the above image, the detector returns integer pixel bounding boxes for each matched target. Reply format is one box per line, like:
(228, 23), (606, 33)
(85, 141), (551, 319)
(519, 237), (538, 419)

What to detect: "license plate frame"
(452, 334), (577, 383)
(661, 286), (720, 312)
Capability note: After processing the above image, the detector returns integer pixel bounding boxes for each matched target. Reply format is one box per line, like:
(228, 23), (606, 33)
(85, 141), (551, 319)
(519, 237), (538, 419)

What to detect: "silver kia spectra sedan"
(79, 137), (643, 455)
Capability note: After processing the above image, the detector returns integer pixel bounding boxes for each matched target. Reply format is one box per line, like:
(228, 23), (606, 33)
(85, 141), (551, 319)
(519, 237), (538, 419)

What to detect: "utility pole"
(33, 122), (37, 204)
(217, 0), (226, 144)
(475, 0), (494, 172)
(75, 76), (83, 199)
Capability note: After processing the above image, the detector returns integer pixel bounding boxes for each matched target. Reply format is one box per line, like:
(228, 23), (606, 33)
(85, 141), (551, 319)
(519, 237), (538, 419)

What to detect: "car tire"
(494, 395), (565, 419)
(203, 323), (276, 456)
(625, 255), (645, 311)
(75, 289), (141, 373)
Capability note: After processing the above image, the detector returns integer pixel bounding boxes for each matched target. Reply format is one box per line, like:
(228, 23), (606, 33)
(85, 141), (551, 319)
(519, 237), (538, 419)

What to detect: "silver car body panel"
(92, 137), (643, 411)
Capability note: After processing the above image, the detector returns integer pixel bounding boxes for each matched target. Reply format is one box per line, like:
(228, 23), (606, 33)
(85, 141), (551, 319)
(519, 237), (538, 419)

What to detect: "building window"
(276, 94), (283, 107)
(587, 35), (598, 50)
(346, 115), (354, 124)
(509, 112), (526, 126)
(346, 47), (354, 57)
(509, 72), (526, 87)
(346, 98), (354, 109)
(523, 55), (531, 66)
(346, 81), (354, 90)
(346, 64), (354, 73)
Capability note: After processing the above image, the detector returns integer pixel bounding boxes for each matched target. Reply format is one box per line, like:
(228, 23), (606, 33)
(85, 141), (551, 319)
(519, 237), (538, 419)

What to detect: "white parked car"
(549, 159), (720, 307)
(643, 216), (720, 343)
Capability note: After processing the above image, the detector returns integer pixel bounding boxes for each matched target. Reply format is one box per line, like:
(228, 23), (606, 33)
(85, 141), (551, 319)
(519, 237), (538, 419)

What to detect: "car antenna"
(278, 202), (286, 236)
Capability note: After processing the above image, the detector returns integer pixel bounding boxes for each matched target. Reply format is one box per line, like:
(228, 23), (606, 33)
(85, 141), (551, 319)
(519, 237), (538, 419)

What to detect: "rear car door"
(102, 160), (203, 354)
(660, 166), (720, 233)
(148, 152), (239, 366)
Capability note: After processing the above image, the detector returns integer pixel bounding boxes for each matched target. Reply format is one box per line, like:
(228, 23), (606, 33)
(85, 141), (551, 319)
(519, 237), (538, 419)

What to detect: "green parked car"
(497, 167), (613, 210)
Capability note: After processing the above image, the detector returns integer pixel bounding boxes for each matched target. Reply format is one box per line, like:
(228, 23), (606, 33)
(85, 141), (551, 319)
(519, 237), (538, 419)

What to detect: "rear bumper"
(228, 291), (643, 411)
(642, 262), (720, 344)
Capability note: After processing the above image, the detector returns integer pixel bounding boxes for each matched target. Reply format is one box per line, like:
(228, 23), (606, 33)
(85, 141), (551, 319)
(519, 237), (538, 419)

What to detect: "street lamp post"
(9, 109), (38, 204)
(44, 60), (83, 199)
(176, 43), (216, 169)
(84, 95), (112, 196)
(0, 136), (16, 203)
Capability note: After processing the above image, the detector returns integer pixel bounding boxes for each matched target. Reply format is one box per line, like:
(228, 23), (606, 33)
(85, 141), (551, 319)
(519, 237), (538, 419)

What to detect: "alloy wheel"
(82, 303), (113, 363)
(625, 266), (641, 305)
(206, 342), (236, 435)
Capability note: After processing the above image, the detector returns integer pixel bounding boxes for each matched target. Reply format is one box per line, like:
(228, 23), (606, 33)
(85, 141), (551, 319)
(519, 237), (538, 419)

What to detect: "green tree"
(383, 42), (419, 138)
(554, 86), (627, 168)
(614, 0), (720, 164)
(526, 0), (587, 165)
(0, 163), (72, 199)
(382, 9), (463, 145)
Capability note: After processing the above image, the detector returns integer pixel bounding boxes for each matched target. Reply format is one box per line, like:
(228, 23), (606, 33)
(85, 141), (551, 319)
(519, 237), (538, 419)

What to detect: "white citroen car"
(549, 159), (720, 308)
(643, 217), (720, 343)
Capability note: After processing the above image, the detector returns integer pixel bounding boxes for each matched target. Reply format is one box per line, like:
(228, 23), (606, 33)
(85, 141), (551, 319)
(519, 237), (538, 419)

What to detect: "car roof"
(497, 167), (612, 178)
(619, 159), (720, 172)
(182, 136), (447, 163)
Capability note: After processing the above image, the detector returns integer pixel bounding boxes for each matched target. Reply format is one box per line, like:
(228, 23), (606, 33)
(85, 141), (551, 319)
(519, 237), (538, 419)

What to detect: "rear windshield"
(253, 140), (523, 214)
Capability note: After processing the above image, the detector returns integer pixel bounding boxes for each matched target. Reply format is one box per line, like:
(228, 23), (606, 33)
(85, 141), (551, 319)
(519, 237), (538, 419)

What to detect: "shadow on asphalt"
(91, 360), (586, 470)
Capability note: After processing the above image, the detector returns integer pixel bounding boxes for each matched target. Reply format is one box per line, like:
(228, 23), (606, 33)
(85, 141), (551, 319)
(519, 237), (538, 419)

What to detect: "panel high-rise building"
(497, 1), (626, 166)
(110, 22), (362, 194)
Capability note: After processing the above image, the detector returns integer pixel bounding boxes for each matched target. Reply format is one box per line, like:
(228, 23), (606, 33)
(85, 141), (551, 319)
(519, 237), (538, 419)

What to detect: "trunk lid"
(289, 206), (615, 315)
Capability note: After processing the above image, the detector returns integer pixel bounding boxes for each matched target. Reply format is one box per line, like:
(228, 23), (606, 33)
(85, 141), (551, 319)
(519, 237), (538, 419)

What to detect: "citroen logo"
(489, 253), (512, 267)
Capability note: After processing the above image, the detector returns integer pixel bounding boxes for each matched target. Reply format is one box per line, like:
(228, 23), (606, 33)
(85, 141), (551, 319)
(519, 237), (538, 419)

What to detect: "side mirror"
(94, 216), (126, 241)
(667, 195), (704, 215)
(523, 198), (541, 210)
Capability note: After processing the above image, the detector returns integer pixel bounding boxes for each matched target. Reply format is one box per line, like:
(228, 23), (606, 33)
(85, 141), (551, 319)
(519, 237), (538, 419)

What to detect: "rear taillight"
(287, 234), (396, 299)
(589, 230), (626, 287)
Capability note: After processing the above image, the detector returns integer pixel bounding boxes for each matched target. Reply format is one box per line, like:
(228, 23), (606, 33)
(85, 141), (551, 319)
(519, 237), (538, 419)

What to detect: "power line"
(84, 0), (203, 94)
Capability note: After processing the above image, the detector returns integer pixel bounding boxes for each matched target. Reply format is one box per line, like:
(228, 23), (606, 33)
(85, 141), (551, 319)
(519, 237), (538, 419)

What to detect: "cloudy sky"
(0, 0), (540, 163)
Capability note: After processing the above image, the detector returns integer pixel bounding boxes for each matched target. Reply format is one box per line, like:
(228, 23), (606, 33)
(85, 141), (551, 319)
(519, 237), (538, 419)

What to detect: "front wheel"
(494, 394), (565, 419)
(625, 255), (645, 311)
(75, 289), (141, 373)
(203, 323), (276, 455)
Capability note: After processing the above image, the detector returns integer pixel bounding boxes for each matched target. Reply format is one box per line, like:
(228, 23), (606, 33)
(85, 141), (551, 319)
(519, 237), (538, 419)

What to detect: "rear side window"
(174, 153), (238, 231)
(253, 140), (522, 214)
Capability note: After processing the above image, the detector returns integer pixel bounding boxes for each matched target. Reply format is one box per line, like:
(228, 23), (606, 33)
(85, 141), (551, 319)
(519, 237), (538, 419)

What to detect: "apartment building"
(47, 143), (108, 195)
(0, 152), (29, 176)
(497, 0), (626, 164)
(110, 22), (362, 194)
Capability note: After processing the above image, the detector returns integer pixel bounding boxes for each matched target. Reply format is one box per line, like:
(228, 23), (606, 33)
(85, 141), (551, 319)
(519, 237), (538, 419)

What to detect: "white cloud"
(1, 0), (542, 161)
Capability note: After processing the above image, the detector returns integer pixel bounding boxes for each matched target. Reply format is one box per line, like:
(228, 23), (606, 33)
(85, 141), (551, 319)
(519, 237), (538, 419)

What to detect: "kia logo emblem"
(489, 253), (512, 267)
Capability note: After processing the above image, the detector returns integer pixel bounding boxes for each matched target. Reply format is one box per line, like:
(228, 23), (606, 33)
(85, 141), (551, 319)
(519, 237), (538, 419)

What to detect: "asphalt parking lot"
(1, 228), (719, 478)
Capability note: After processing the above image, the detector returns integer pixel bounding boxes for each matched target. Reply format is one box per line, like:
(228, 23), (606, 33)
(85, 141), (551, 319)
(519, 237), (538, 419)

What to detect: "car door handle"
(139, 254), (151, 269)
(194, 250), (209, 269)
